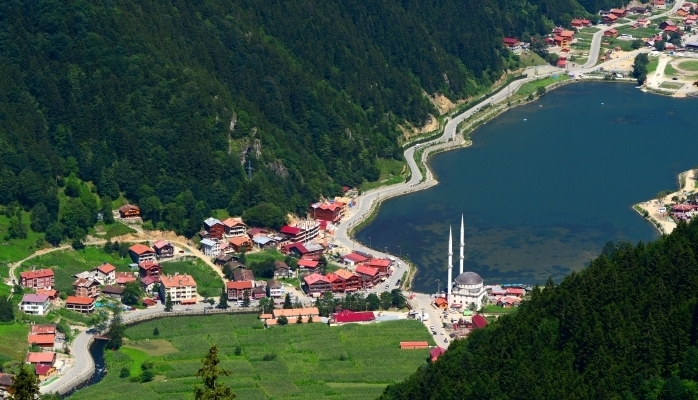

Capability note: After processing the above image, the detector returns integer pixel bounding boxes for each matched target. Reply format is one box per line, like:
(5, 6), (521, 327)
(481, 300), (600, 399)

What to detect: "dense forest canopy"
(382, 219), (698, 400)
(0, 0), (600, 239)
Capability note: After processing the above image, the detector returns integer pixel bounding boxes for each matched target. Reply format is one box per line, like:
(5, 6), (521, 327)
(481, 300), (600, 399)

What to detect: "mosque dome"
(454, 271), (483, 286)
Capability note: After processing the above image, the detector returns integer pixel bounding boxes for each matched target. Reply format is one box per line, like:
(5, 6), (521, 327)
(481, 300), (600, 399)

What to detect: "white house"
(200, 238), (221, 257)
(267, 279), (284, 298)
(159, 273), (198, 305)
(19, 294), (50, 315)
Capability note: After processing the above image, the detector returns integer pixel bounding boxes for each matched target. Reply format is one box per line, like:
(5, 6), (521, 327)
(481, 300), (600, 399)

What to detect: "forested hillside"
(0, 0), (589, 241)
(382, 219), (698, 400)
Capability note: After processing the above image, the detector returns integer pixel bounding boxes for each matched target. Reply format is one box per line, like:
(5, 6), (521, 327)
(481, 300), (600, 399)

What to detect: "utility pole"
(436, 279), (441, 295)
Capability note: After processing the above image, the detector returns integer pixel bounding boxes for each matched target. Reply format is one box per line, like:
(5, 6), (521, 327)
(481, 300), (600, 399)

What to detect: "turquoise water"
(357, 82), (698, 293)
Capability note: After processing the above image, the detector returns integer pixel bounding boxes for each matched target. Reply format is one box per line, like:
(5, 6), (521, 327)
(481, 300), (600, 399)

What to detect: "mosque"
(446, 215), (486, 310)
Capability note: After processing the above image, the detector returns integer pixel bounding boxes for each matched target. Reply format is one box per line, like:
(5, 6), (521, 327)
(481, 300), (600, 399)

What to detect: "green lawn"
(513, 75), (570, 101)
(616, 26), (658, 39)
(518, 51), (547, 66)
(677, 60), (698, 71)
(0, 211), (48, 264)
(161, 259), (224, 298)
(246, 249), (287, 265)
(360, 158), (407, 192)
(482, 305), (518, 314)
(70, 315), (434, 400)
(0, 324), (30, 362)
(647, 58), (659, 74)
(664, 62), (678, 76)
(17, 246), (134, 294)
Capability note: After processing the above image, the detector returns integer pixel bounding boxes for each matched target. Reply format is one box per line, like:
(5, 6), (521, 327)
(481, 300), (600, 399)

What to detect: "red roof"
(665, 25), (680, 32)
(304, 273), (329, 286)
(434, 297), (448, 307)
(297, 259), (319, 268)
(226, 281), (254, 290)
(472, 314), (488, 329)
(342, 253), (369, 263)
(116, 276), (137, 284)
(66, 296), (95, 306)
(506, 288), (525, 295)
(282, 242), (309, 254)
(313, 202), (341, 211)
(35, 364), (53, 375)
(26, 352), (56, 364)
(28, 334), (55, 345)
(96, 263), (115, 274)
(30, 325), (56, 335)
(333, 310), (375, 323)
(141, 276), (159, 286)
(430, 346), (446, 361)
(20, 269), (54, 279)
(139, 261), (161, 271)
(355, 265), (379, 277)
(368, 258), (391, 268)
(280, 226), (301, 236)
(557, 59), (567, 67)
(560, 30), (574, 38)
(142, 298), (157, 306)
(129, 243), (154, 255)
(503, 37), (519, 45)
(152, 240), (171, 250)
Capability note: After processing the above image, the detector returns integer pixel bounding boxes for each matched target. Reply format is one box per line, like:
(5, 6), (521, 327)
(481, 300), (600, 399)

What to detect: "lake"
(356, 82), (698, 293)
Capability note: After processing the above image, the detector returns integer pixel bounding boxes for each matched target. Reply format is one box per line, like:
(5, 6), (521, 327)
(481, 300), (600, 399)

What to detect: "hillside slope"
(382, 219), (698, 399)
(0, 0), (581, 237)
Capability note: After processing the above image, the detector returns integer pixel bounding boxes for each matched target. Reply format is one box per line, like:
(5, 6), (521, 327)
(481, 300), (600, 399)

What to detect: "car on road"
(185, 307), (193, 311)
(673, 77), (678, 80)
(385, 284), (389, 289)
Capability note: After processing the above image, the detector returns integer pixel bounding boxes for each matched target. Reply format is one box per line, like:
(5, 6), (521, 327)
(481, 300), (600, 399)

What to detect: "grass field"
(482, 305), (518, 314)
(246, 249), (287, 265)
(659, 81), (684, 89)
(665, 62), (678, 76)
(70, 315), (434, 400)
(0, 211), (47, 264)
(647, 58), (659, 74)
(18, 246), (134, 294)
(616, 26), (658, 39)
(518, 51), (547, 66)
(161, 259), (224, 298)
(0, 324), (30, 362)
(512, 75), (569, 101)
(677, 60), (698, 71)
(360, 158), (407, 192)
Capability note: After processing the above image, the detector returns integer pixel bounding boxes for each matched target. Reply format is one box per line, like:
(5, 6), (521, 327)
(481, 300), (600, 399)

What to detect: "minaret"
(447, 226), (453, 300)
(460, 214), (465, 275)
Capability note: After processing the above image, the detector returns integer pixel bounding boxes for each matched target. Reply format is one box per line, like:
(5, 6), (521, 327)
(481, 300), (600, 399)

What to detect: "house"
(355, 265), (380, 286)
(274, 260), (292, 278)
(661, 20), (677, 30)
(118, 204), (140, 218)
(27, 334), (55, 349)
(654, 0), (666, 9)
(603, 14), (618, 24)
(368, 258), (391, 275)
(159, 274), (198, 305)
(20, 269), (54, 289)
(637, 17), (651, 27)
(665, 25), (681, 33)
(65, 296), (96, 313)
(251, 286), (267, 300)
(72, 278), (100, 298)
(400, 341), (429, 349)
(329, 269), (362, 292)
(200, 238), (221, 257)
(434, 297), (449, 309)
(331, 310), (375, 324)
(303, 273), (332, 295)
(129, 243), (156, 264)
(267, 279), (283, 298)
(0, 373), (14, 395)
(506, 288), (525, 297)
(26, 352), (56, 365)
(309, 201), (342, 222)
(557, 57), (567, 68)
(102, 285), (125, 299)
(430, 347), (446, 362)
(116, 272), (137, 286)
(152, 240), (174, 259)
(203, 217), (225, 239)
(560, 30), (575, 45)
(246, 227), (268, 239)
(252, 235), (276, 249)
(502, 37), (520, 49)
(678, 8), (689, 16)
(297, 258), (319, 272)
(221, 217), (247, 237)
(233, 268), (255, 282)
(226, 236), (253, 253)
(142, 298), (157, 307)
(141, 275), (160, 294)
(603, 28), (619, 37)
(92, 263), (116, 285)
(19, 294), (50, 315)
(226, 281), (254, 301)
(35, 288), (58, 301)
(279, 220), (320, 243)
(629, 6), (648, 14)
(30, 324), (56, 335)
(272, 307), (320, 319)
(610, 8), (627, 17)
(138, 261), (162, 279)
(341, 252), (370, 267)
(214, 253), (235, 265)
(282, 242), (324, 260)
(472, 314), (489, 329)
(571, 19), (584, 28)
(35, 364), (56, 381)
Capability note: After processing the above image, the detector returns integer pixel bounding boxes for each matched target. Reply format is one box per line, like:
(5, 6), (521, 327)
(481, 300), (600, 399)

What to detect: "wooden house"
(152, 240), (174, 259)
(203, 217), (225, 239)
(118, 204), (140, 218)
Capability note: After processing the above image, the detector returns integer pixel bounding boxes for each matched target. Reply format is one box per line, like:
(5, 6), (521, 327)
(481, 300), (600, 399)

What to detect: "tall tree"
(194, 345), (236, 400)
(9, 364), (40, 400)
(106, 308), (125, 350)
(0, 297), (14, 322)
(283, 293), (293, 309)
(165, 293), (173, 312)
(218, 288), (228, 309)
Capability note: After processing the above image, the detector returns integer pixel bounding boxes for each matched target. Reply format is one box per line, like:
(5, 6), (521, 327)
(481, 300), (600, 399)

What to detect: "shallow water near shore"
(357, 82), (698, 293)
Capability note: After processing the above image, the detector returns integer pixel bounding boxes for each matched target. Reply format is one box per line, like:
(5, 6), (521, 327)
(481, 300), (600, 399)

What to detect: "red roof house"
(297, 258), (319, 271)
(368, 258), (391, 275)
(30, 324), (56, 335)
(503, 37), (519, 47)
(303, 273), (331, 295)
(226, 281), (254, 300)
(129, 243), (156, 263)
(20, 269), (54, 289)
(332, 310), (375, 324)
(603, 28), (619, 37)
(430, 347), (446, 362)
(27, 334), (55, 349)
(472, 314), (489, 329)
(355, 265), (380, 285)
(26, 352), (56, 364)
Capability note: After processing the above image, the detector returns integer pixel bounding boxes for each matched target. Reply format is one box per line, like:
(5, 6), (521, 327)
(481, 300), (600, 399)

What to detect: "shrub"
(120, 367), (130, 378)
(262, 353), (277, 361)
(234, 346), (242, 356)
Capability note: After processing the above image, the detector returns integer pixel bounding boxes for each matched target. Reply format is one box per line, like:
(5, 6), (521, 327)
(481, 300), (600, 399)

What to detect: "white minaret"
(459, 214), (464, 275)
(447, 226), (453, 300)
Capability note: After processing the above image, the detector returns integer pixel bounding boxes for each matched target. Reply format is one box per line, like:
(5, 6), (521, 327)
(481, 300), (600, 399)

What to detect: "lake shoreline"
(633, 169), (697, 236)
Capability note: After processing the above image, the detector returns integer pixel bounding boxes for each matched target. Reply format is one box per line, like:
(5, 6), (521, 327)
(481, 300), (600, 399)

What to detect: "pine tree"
(153, 327), (160, 336)
(296, 314), (303, 324)
(218, 288), (228, 309)
(106, 308), (125, 350)
(194, 345), (236, 400)
(283, 293), (292, 309)
(242, 291), (250, 307)
(10, 364), (40, 400)
(0, 297), (14, 322)
(165, 293), (173, 312)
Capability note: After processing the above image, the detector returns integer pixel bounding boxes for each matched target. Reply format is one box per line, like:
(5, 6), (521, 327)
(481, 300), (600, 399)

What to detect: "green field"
(482, 305), (518, 314)
(647, 58), (659, 74)
(664, 62), (678, 76)
(677, 60), (698, 71)
(513, 75), (570, 101)
(616, 26), (658, 38)
(659, 81), (684, 89)
(17, 246), (134, 294)
(0, 211), (48, 264)
(70, 315), (434, 400)
(360, 158), (407, 192)
(161, 259), (224, 298)
(518, 51), (547, 66)
(246, 249), (287, 265)
(0, 324), (30, 362)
